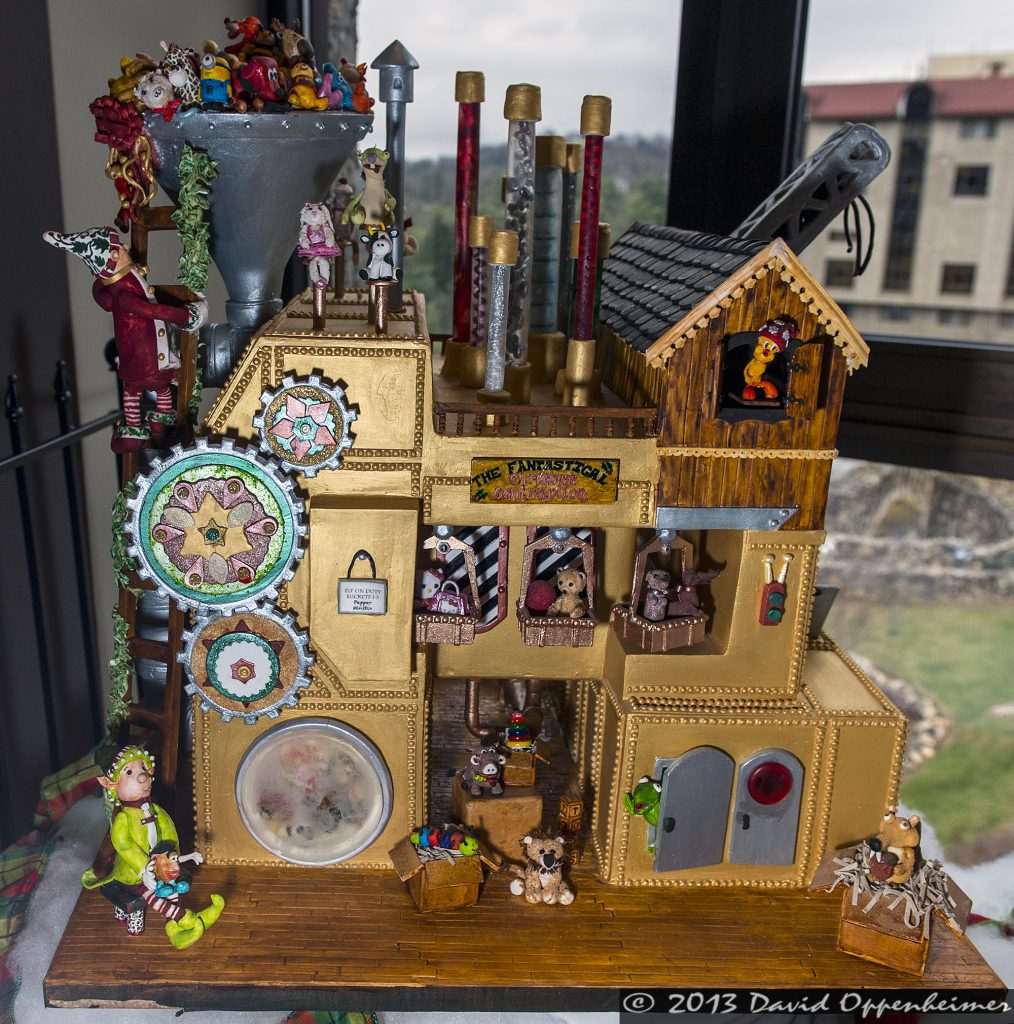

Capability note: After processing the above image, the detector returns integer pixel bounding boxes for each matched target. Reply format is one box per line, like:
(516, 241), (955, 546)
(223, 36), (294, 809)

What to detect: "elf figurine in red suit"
(43, 226), (208, 452)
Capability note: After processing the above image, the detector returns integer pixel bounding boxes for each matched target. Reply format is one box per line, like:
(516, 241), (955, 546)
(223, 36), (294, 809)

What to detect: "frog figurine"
(623, 775), (662, 849)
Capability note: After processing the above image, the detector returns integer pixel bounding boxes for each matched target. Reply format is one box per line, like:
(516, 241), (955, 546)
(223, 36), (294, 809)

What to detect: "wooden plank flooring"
(45, 682), (1004, 1010)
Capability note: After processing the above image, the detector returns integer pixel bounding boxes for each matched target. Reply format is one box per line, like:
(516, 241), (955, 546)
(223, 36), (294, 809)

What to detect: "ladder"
(114, 205), (199, 792)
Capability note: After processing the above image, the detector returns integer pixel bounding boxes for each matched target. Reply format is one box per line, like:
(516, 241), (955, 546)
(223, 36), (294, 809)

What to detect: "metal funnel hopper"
(145, 110), (372, 385)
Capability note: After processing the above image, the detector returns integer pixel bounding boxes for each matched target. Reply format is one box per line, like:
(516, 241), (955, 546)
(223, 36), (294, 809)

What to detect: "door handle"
(663, 817), (675, 833)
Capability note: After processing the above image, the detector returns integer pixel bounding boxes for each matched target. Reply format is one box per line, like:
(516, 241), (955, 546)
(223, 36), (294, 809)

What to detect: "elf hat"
(43, 226), (121, 279)
(757, 315), (798, 353)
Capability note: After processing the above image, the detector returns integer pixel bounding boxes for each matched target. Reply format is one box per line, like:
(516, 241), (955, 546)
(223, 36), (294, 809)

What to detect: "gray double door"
(652, 746), (803, 872)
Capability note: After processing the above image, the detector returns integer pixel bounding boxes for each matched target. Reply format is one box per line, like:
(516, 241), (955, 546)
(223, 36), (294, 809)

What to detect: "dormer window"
(717, 314), (799, 423)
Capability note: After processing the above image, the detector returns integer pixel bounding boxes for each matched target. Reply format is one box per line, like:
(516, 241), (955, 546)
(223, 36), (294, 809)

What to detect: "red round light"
(747, 761), (793, 805)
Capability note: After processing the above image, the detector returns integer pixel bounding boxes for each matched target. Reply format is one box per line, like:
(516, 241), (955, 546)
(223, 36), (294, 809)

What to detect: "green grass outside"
(825, 599), (1014, 854)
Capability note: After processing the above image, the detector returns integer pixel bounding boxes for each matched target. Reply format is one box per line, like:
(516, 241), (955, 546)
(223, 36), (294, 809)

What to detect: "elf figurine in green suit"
(82, 745), (224, 949)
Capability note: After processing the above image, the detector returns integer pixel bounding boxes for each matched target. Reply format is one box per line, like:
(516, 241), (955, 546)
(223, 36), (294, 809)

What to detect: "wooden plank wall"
(599, 328), (665, 409)
(655, 272), (849, 530)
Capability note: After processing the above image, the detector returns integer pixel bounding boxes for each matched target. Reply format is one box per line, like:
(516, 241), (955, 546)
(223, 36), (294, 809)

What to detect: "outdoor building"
(803, 53), (1014, 345)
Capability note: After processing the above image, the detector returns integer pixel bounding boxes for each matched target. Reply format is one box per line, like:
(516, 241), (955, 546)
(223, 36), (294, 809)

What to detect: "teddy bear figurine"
(546, 568), (587, 619)
(641, 569), (671, 622)
(509, 828), (575, 906)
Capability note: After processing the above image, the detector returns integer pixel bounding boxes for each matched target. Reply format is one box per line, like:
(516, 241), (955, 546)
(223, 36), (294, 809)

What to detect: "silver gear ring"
(180, 603), (315, 724)
(253, 374), (357, 478)
(125, 437), (306, 614)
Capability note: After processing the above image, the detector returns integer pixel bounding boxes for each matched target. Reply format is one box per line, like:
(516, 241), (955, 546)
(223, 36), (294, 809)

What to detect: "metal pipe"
(53, 361), (103, 742)
(464, 678), (499, 742)
(522, 678), (544, 736)
(372, 41), (419, 313)
(5, 375), (60, 771)
(0, 409), (120, 474)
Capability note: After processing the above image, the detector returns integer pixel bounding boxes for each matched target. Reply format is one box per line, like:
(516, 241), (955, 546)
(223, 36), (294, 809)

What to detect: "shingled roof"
(600, 224), (768, 354)
(600, 223), (869, 372)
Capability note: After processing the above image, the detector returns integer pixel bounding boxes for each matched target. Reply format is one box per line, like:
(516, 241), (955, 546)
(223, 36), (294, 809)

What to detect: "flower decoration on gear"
(126, 438), (305, 613)
(253, 374), (357, 477)
(180, 603), (314, 724)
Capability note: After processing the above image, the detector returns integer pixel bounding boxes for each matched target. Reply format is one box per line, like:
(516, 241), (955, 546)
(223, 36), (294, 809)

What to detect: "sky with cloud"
(358, 0), (1014, 157)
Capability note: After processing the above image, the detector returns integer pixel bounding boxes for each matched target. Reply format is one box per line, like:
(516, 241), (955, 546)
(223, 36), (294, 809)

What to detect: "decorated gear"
(125, 438), (306, 613)
(253, 374), (357, 478)
(181, 604), (315, 723)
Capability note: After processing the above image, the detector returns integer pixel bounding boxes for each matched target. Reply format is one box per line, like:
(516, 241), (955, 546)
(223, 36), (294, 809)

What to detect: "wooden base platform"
(44, 682), (1004, 1010)
(44, 869), (1004, 1011)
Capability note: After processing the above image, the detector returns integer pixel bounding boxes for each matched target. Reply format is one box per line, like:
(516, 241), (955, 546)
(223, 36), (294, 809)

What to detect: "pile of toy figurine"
(92, 16), (374, 230)
(107, 16), (373, 118)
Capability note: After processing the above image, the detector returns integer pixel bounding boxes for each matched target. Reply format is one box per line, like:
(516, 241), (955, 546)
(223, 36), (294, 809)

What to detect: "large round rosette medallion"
(253, 374), (356, 478)
(126, 438), (305, 612)
(181, 605), (314, 724)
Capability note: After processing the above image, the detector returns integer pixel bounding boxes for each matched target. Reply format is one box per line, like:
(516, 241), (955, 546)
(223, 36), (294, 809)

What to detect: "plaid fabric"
(32, 749), (103, 832)
(0, 746), (103, 1024)
(283, 1014), (378, 1024)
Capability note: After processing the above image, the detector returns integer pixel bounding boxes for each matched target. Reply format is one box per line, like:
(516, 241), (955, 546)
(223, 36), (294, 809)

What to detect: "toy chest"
(389, 836), (500, 912)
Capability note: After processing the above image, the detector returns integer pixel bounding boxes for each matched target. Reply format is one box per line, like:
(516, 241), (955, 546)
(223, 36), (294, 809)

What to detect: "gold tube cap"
(598, 222), (612, 257)
(469, 215), (493, 248)
(580, 95), (612, 137)
(504, 83), (542, 122)
(536, 135), (567, 168)
(455, 71), (485, 104)
(488, 230), (519, 265)
(569, 221), (581, 259)
(566, 143), (583, 173)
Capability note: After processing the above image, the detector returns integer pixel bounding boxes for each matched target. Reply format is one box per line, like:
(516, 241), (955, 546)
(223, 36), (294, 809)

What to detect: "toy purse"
(431, 580), (470, 616)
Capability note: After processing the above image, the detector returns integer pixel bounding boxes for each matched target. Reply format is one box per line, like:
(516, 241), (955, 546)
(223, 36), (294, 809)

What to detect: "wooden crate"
(837, 890), (930, 976)
(611, 605), (705, 652)
(389, 835), (500, 913)
(414, 612), (478, 646)
(502, 740), (550, 787)
(451, 783), (543, 863)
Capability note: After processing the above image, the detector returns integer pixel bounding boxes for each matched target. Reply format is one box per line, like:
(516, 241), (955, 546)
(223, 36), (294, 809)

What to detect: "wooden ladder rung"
(128, 636), (171, 661)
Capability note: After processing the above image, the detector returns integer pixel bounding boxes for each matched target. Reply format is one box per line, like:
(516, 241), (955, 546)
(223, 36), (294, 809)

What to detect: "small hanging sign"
(469, 457), (619, 505)
(337, 549), (388, 615)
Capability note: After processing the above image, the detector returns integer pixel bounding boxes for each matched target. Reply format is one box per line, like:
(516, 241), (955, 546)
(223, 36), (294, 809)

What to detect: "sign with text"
(337, 549), (388, 615)
(470, 458), (619, 505)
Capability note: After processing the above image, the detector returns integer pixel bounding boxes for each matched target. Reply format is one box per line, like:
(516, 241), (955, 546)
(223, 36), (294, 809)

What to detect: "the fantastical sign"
(469, 457), (619, 505)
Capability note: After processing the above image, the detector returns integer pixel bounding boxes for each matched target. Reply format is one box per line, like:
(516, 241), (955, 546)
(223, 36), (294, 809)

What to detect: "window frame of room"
(667, 0), (1014, 482)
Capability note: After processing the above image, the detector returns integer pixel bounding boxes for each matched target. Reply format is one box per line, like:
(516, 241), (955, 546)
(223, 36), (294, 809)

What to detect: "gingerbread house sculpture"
(187, 221), (905, 889)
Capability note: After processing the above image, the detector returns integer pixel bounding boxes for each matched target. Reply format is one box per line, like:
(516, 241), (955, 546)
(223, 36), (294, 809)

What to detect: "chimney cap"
(371, 39), (419, 71)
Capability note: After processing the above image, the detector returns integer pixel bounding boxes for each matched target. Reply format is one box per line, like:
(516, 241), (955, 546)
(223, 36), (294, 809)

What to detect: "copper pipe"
(464, 678), (499, 742)
(312, 285), (326, 330)
(522, 678), (544, 736)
